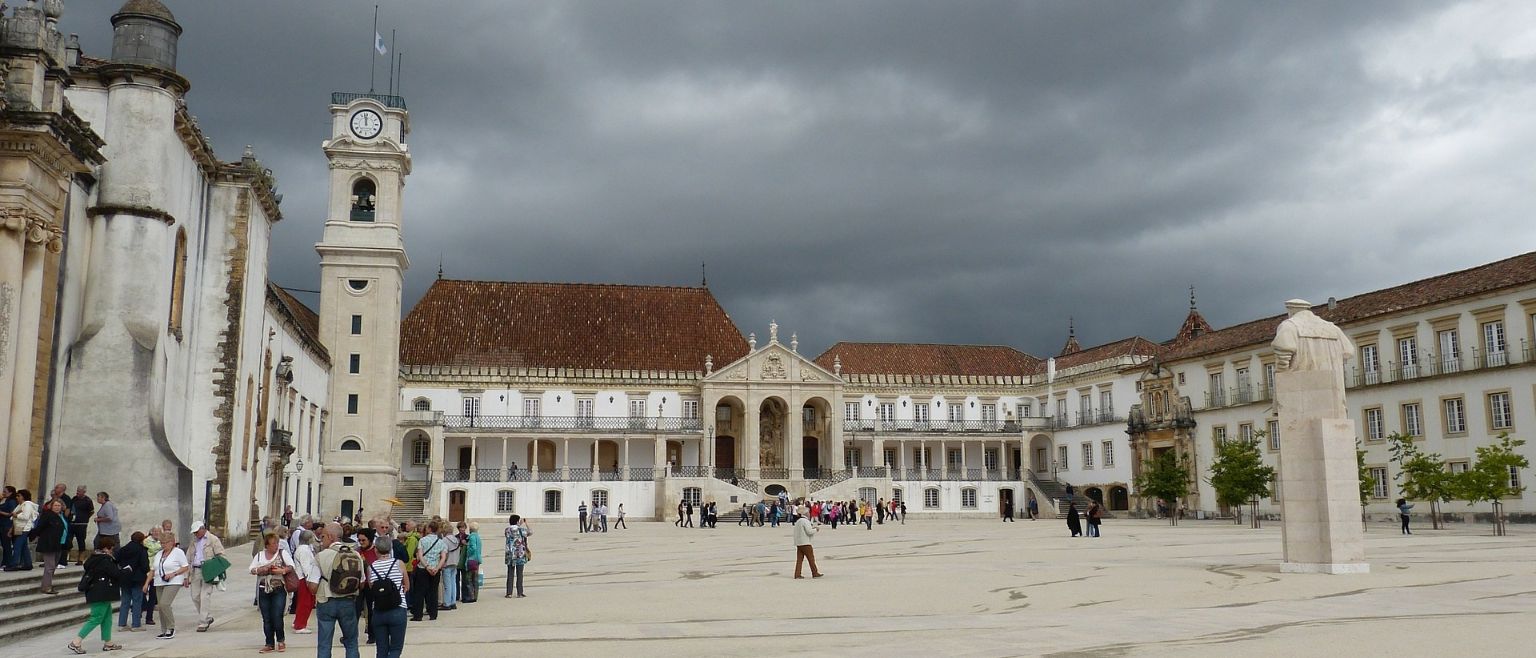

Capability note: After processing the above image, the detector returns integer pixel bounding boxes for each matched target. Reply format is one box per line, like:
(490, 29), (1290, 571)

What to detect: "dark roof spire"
(437, 254), (443, 280)
(1059, 317), (1083, 356)
(1190, 284), (1197, 310)
(701, 262), (707, 287)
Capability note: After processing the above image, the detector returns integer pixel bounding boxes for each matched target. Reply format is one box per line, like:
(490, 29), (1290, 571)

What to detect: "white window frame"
(1370, 467), (1389, 499)
(1509, 464), (1522, 490)
(463, 396), (481, 417)
(913, 403), (930, 424)
(682, 399), (699, 419)
(1268, 419), (1281, 451)
(682, 487), (702, 506)
(981, 403), (997, 424)
(845, 401), (860, 422)
(629, 399), (646, 418)
(1081, 442), (1094, 469)
(1438, 329), (1461, 372)
(1102, 441), (1114, 467)
(577, 398), (594, 419)
(522, 397), (540, 417)
(878, 402), (897, 423)
(1489, 391), (1513, 429)
(1483, 320), (1507, 366)
(543, 489), (562, 514)
(961, 488), (977, 509)
(946, 403), (963, 424)
(1361, 344), (1380, 384)
(411, 438), (430, 465)
(590, 489), (608, 509)
(923, 487), (940, 509)
(883, 448), (896, 468)
(1057, 445), (1069, 471)
(496, 490), (516, 514)
(1398, 336), (1418, 378)
(1365, 407), (1384, 441)
(1239, 423), (1253, 442)
(1402, 403), (1423, 437)
(1445, 397), (1467, 434)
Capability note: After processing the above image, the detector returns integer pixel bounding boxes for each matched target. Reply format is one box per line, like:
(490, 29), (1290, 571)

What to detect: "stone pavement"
(13, 517), (1535, 657)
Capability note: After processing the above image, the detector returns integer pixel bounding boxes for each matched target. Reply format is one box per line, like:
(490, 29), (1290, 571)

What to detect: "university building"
(6, 1), (1532, 536)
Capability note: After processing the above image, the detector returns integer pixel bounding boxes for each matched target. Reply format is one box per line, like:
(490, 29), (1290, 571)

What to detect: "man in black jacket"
(70, 486), (94, 566)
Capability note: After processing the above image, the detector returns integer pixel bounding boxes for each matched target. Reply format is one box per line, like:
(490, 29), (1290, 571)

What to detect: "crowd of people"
(727, 493), (908, 529)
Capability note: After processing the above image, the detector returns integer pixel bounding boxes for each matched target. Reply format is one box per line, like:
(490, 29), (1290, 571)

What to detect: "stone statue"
(1270, 299), (1368, 574)
(1271, 299), (1354, 417)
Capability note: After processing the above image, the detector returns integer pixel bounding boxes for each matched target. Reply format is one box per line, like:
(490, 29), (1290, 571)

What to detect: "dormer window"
(350, 178), (376, 221)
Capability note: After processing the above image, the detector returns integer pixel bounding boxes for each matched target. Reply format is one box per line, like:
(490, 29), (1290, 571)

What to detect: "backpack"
(366, 560), (402, 610)
(324, 545), (365, 597)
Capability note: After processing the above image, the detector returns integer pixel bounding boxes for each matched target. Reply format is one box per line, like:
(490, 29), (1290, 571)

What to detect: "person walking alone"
(187, 521), (226, 633)
(68, 536), (124, 654)
(1027, 497), (1038, 521)
(503, 515), (531, 599)
(792, 507), (823, 579)
(1397, 498), (1414, 535)
(94, 491), (121, 550)
(614, 504), (627, 530)
(577, 502), (589, 534)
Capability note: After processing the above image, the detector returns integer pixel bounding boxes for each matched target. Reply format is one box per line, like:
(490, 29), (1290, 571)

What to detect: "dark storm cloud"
(65, 1), (1536, 358)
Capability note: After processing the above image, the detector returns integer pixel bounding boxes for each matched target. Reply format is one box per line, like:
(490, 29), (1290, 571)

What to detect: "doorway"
(449, 490), (466, 522)
(458, 446), (472, 469)
(803, 436), (820, 476)
(999, 488), (1015, 518)
(715, 436), (736, 471)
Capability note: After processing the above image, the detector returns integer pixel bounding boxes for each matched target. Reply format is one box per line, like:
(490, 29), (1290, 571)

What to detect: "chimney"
(1327, 297), (1337, 311)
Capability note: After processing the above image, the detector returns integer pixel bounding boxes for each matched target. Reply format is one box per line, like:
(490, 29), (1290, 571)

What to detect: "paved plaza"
(17, 517), (1536, 657)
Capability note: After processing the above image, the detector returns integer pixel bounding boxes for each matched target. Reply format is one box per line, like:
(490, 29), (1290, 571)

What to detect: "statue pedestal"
(1276, 370), (1369, 575)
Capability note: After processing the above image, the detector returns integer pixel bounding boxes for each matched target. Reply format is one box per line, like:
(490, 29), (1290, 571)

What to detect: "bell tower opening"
(349, 178), (376, 221)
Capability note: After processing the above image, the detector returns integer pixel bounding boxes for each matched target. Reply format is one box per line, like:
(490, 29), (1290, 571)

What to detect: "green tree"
(1454, 433), (1529, 536)
(1206, 434), (1277, 526)
(1357, 441), (1375, 532)
(1388, 433), (1455, 530)
(1135, 450), (1192, 526)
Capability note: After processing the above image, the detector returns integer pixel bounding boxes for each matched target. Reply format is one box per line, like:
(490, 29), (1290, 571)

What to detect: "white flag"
(375, 32), (388, 55)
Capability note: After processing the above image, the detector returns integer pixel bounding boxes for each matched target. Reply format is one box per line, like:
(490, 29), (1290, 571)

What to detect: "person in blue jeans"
(115, 531), (150, 631)
(368, 541), (410, 658)
(307, 522), (360, 658)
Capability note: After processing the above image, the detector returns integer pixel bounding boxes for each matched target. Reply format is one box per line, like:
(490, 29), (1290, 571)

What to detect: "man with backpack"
(308, 522), (363, 658)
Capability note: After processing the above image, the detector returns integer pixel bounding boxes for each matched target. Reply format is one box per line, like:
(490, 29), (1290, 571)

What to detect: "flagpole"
(388, 29), (397, 94)
(369, 5), (379, 92)
(397, 53), (404, 96)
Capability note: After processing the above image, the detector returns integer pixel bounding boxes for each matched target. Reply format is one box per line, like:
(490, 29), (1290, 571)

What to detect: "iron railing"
(1347, 344), (1530, 389)
(628, 467), (654, 481)
(444, 468), (469, 482)
(474, 468), (501, 482)
(673, 466), (709, 478)
(443, 415), (705, 432)
(331, 92), (407, 109)
(841, 419), (1018, 433)
(760, 468), (790, 480)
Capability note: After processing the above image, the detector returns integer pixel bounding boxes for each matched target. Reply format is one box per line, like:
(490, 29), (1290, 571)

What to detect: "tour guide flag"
(375, 31), (388, 55)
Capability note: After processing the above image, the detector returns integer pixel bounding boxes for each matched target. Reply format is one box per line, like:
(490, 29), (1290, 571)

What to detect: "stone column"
(500, 438), (508, 481)
(652, 438), (665, 479)
(940, 440), (948, 478)
(0, 222), (25, 487)
(621, 437), (630, 480)
(743, 396), (760, 479)
(428, 428), (445, 517)
(562, 438), (571, 479)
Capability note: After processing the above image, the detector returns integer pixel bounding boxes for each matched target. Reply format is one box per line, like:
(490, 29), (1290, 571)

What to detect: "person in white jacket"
(792, 506), (823, 579)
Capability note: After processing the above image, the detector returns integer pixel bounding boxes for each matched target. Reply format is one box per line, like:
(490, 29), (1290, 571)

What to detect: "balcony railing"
(841, 419), (1019, 433)
(1348, 344), (1530, 388)
(444, 468), (469, 483)
(443, 415), (704, 432)
(331, 91), (407, 109)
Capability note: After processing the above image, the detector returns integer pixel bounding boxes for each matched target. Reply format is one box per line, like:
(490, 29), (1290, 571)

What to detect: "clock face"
(349, 109), (383, 139)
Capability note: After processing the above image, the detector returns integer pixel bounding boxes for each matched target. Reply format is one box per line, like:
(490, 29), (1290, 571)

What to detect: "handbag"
(467, 558), (479, 572)
(281, 554), (302, 594)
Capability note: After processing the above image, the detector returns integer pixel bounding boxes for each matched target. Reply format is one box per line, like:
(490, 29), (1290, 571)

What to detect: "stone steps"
(0, 565), (121, 643)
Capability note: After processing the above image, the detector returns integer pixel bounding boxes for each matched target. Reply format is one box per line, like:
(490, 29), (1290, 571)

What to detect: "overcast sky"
(68, 1), (1536, 359)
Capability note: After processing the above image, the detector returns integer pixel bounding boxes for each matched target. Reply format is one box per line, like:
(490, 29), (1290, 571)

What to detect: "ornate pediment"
(703, 341), (842, 386)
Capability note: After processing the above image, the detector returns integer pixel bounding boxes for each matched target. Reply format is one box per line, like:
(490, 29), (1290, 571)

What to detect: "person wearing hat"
(187, 521), (226, 632)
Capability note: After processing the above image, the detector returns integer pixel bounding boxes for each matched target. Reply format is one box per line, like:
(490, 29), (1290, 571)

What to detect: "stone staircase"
(392, 481), (431, 523)
(0, 564), (118, 642)
(1031, 478), (1101, 518)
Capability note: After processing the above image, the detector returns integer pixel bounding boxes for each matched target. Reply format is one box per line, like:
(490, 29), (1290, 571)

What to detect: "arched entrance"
(714, 396), (745, 473)
(1028, 434), (1053, 475)
(1109, 486), (1129, 511)
(1085, 487), (1104, 506)
(802, 436), (820, 477)
(759, 397), (788, 471)
(527, 440), (556, 472)
(591, 440), (619, 474)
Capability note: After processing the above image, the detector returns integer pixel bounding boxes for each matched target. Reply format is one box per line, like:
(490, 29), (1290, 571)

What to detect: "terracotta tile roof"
(1159, 250), (1536, 362)
(813, 342), (1041, 377)
(266, 282), (329, 364)
(1043, 336), (1164, 372)
(400, 280), (748, 371)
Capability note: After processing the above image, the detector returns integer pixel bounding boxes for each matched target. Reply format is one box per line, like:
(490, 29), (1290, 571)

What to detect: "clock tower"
(315, 92), (411, 519)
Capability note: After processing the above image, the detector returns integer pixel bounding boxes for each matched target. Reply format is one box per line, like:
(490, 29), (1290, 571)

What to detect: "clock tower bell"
(315, 92), (411, 519)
